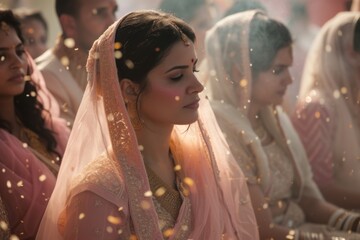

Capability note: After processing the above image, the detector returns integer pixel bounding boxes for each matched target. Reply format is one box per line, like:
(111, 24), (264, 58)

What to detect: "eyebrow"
(165, 59), (198, 73)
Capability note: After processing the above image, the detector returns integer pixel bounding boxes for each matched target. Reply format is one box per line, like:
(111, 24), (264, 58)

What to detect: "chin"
(175, 114), (199, 125)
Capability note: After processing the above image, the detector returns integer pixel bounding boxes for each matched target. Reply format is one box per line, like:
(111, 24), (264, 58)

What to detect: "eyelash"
(170, 68), (199, 81)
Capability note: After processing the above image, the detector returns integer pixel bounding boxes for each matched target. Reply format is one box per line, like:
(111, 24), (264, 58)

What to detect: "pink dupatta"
(36, 12), (258, 240)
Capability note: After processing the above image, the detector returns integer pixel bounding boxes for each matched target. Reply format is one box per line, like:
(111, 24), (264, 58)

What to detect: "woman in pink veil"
(0, 8), (69, 239)
(292, 12), (360, 211)
(200, 10), (360, 239)
(36, 10), (259, 240)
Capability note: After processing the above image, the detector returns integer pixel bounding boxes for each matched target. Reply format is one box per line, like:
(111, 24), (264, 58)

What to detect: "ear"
(59, 14), (77, 38)
(119, 79), (140, 101)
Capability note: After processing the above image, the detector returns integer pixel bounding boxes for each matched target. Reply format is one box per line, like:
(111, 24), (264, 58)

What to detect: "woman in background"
(201, 10), (360, 239)
(0, 8), (69, 239)
(14, 8), (48, 59)
(292, 12), (360, 210)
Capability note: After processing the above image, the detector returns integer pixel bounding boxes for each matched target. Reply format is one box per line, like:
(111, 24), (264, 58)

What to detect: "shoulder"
(70, 153), (125, 200)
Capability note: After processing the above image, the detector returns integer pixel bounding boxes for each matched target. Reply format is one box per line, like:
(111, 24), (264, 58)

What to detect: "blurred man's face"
(72, 0), (118, 51)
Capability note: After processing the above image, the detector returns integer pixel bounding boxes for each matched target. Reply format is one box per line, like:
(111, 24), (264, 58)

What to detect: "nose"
(282, 69), (293, 86)
(10, 53), (27, 70)
(105, 13), (117, 28)
(188, 75), (204, 94)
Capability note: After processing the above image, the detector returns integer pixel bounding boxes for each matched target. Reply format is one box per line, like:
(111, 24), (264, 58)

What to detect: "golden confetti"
(181, 225), (189, 231)
(141, 200), (151, 210)
(30, 91), (37, 97)
(39, 174), (47, 182)
(262, 203), (268, 209)
(23, 75), (30, 82)
(10, 235), (20, 240)
(114, 50), (122, 59)
(106, 226), (113, 233)
(93, 51), (100, 59)
(60, 56), (70, 66)
(129, 234), (138, 240)
(340, 87), (348, 94)
(79, 213), (85, 220)
(314, 111), (321, 119)
(0, 221), (8, 231)
(107, 215), (122, 225)
(163, 228), (175, 237)
(183, 177), (194, 187)
(155, 187), (166, 197)
(333, 90), (340, 99)
(107, 113), (115, 122)
(175, 96), (180, 101)
(0, 56), (5, 61)
(17, 181), (23, 187)
(155, 47), (160, 52)
(174, 164), (181, 171)
(138, 145), (144, 151)
(144, 191), (152, 197)
(114, 42), (122, 49)
(239, 79), (248, 88)
(64, 38), (75, 48)
(125, 60), (134, 69)
(6, 181), (11, 188)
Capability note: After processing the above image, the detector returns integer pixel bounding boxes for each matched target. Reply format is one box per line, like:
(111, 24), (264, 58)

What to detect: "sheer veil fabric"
(36, 12), (259, 240)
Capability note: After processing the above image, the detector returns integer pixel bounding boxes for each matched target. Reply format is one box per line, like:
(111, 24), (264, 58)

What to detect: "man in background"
(37, 0), (118, 127)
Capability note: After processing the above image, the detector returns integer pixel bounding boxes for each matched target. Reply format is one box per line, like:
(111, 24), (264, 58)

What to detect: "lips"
(184, 98), (200, 109)
(8, 73), (25, 83)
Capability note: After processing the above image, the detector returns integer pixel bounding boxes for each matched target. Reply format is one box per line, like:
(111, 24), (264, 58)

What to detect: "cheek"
(149, 85), (183, 104)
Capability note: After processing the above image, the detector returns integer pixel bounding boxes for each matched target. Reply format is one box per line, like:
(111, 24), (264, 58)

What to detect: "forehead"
(0, 27), (22, 48)
(78, 0), (117, 10)
(151, 41), (197, 72)
(271, 46), (292, 65)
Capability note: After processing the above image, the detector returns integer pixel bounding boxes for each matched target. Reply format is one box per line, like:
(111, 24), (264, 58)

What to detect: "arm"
(247, 184), (294, 240)
(351, 0), (360, 11)
(62, 191), (130, 240)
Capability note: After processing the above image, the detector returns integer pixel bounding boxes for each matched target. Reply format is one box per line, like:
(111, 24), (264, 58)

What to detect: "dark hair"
(115, 10), (196, 89)
(159, 0), (206, 22)
(0, 9), (59, 156)
(55, 0), (82, 18)
(354, 18), (360, 53)
(249, 14), (293, 77)
(14, 8), (48, 34)
(223, 0), (266, 18)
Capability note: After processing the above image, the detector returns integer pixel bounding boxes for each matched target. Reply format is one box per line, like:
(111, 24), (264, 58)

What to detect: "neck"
(136, 124), (177, 188)
(0, 97), (18, 132)
(135, 124), (173, 168)
(248, 102), (263, 128)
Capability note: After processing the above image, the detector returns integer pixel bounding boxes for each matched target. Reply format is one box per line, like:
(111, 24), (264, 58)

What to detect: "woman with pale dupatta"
(292, 12), (360, 211)
(36, 10), (259, 240)
(201, 10), (360, 239)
